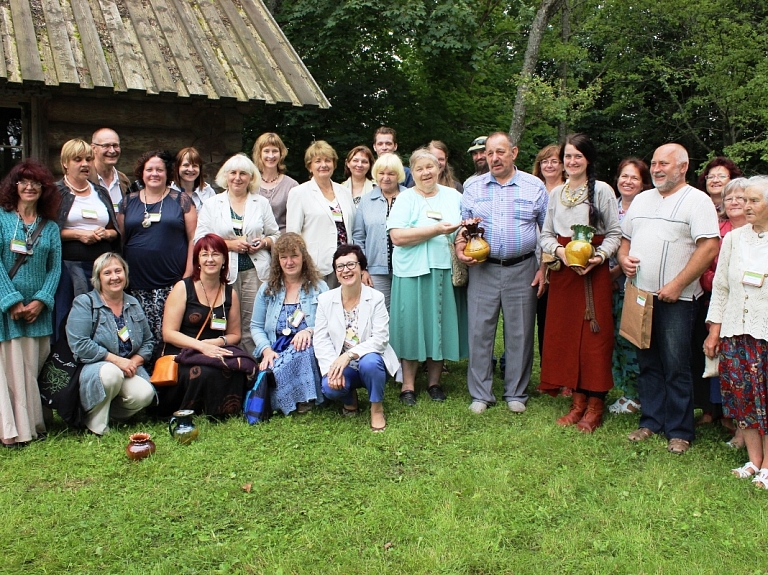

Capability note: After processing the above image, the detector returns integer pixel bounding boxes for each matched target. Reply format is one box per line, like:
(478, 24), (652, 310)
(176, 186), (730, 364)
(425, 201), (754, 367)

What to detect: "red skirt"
(539, 235), (614, 394)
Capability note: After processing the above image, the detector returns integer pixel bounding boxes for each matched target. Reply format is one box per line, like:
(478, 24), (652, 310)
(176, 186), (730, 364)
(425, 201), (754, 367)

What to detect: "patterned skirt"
(720, 334), (768, 434)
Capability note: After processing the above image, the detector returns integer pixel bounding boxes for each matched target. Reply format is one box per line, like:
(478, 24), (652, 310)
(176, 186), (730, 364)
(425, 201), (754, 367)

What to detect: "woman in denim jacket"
(66, 253), (155, 435)
(251, 233), (328, 415)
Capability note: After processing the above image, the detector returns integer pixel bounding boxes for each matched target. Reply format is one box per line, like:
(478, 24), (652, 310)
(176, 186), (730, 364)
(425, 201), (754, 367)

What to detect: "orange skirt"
(539, 236), (614, 394)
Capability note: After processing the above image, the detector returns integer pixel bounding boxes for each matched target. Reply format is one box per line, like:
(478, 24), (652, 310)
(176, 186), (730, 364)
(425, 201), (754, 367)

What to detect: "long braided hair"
(560, 133), (601, 229)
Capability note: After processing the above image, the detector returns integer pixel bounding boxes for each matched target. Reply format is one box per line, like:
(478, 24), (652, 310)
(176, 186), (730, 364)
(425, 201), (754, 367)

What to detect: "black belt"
(485, 252), (535, 267)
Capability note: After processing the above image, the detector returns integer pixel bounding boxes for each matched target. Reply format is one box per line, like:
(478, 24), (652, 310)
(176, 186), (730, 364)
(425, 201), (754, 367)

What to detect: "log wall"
(44, 95), (246, 181)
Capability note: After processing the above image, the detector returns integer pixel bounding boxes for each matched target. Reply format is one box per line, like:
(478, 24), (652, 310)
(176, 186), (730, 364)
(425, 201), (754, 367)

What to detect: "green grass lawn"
(2, 330), (768, 575)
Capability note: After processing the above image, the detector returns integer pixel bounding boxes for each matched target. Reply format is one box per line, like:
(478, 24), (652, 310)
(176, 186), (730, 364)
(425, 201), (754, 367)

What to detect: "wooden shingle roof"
(0, 0), (329, 107)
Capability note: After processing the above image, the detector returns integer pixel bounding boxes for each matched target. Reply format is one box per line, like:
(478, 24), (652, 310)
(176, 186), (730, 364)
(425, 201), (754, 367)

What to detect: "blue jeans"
(636, 298), (699, 442)
(322, 354), (386, 405)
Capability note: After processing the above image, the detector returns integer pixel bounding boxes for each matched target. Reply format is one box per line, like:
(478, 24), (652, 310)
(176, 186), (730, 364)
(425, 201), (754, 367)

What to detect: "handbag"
(619, 281), (653, 349)
(244, 369), (276, 424)
(448, 236), (468, 287)
(151, 307), (213, 386)
(38, 292), (98, 428)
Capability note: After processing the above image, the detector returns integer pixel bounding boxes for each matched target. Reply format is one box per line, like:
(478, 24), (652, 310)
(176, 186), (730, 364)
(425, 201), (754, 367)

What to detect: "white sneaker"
(507, 400), (526, 413)
(469, 401), (487, 414)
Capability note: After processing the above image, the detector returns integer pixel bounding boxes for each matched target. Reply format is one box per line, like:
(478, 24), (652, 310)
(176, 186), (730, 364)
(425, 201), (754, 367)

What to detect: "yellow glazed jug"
(462, 219), (490, 263)
(564, 224), (596, 268)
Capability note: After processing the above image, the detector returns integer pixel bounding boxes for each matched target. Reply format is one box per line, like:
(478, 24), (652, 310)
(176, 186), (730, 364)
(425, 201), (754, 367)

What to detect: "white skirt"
(0, 337), (49, 443)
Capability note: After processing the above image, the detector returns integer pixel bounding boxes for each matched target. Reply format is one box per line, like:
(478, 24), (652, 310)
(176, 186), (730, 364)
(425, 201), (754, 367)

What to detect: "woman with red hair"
(0, 159), (61, 447)
(157, 233), (249, 417)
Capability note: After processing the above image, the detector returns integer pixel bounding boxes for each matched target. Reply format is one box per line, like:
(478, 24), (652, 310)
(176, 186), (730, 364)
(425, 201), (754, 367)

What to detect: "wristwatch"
(346, 351), (357, 360)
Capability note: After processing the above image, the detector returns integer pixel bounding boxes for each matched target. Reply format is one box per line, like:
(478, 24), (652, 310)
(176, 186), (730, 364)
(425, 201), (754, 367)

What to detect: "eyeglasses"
(335, 261), (359, 272)
(540, 159), (560, 166)
(705, 174), (729, 181)
(17, 180), (42, 191)
(723, 196), (745, 204)
(91, 143), (121, 150)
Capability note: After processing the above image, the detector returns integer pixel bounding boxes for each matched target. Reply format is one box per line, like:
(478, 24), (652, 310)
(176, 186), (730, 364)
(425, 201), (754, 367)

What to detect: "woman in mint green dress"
(387, 149), (468, 406)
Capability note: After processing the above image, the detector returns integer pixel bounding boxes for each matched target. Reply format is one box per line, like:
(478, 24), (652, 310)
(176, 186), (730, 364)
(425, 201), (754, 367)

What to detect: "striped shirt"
(461, 169), (549, 260)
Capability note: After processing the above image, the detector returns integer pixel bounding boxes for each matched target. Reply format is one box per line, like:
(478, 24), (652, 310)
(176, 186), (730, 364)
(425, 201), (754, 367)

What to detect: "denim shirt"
(66, 290), (155, 411)
(352, 185), (406, 275)
(250, 280), (328, 358)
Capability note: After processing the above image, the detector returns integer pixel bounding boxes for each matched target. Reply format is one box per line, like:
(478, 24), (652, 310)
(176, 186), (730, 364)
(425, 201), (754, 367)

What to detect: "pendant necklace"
(15, 210), (40, 255)
(142, 189), (166, 228)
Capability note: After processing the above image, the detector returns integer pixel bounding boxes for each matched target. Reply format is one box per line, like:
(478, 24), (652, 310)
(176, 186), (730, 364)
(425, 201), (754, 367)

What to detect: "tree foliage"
(247, 0), (768, 182)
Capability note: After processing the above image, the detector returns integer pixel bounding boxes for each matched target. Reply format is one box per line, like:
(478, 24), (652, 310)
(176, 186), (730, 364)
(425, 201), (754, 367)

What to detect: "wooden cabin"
(0, 0), (329, 179)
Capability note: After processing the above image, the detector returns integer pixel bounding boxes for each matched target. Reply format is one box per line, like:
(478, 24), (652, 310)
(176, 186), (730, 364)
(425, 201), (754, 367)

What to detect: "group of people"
(2, 125), (767, 488)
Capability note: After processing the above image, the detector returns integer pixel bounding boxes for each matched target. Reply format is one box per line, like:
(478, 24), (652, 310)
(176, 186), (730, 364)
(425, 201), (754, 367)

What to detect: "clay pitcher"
(169, 410), (199, 445)
(462, 222), (491, 263)
(564, 224), (596, 268)
(126, 432), (156, 461)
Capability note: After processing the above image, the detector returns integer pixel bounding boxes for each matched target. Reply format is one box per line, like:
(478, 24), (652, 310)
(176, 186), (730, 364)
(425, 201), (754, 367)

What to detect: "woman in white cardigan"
(314, 245), (398, 432)
(705, 176), (768, 486)
(195, 154), (279, 355)
(286, 141), (355, 288)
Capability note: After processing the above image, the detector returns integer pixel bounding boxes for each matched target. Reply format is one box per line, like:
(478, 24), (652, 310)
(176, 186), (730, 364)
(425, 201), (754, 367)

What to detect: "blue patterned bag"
(244, 369), (276, 425)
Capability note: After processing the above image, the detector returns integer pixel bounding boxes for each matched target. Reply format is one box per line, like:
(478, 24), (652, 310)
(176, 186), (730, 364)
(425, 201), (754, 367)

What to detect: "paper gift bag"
(619, 281), (653, 349)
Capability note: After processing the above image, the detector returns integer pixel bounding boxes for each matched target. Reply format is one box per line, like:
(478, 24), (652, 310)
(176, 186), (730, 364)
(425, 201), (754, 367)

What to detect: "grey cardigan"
(66, 290), (154, 411)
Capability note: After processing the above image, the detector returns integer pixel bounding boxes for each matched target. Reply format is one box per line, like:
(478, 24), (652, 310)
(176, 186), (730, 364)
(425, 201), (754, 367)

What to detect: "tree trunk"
(509, 0), (563, 147)
(558, 0), (570, 141)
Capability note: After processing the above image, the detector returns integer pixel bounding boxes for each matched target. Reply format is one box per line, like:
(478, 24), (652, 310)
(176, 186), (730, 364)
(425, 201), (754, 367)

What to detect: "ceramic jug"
(564, 224), (596, 268)
(462, 219), (491, 263)
(126, 432), (156, 461)
(169, 410), (199, 445)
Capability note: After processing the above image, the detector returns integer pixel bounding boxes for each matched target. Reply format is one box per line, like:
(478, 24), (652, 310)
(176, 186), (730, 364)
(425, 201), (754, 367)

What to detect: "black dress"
(156, 278), (246, 417)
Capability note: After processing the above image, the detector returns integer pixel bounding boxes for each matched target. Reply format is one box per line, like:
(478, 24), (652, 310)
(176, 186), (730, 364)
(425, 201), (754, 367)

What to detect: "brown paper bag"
(619, 281), (653, 349)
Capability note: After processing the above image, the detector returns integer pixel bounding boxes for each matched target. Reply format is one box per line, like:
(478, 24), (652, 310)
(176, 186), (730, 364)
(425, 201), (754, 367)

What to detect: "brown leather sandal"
(627, 427), (654, 442)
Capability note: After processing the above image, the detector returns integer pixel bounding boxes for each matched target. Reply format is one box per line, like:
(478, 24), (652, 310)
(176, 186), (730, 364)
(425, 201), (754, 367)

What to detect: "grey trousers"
(466, 256), (537, 404)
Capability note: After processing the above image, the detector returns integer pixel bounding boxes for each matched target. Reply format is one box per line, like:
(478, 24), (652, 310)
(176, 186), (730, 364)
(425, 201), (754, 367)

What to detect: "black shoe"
(399, 390), (417, 406)
(427, 385), (447, 402)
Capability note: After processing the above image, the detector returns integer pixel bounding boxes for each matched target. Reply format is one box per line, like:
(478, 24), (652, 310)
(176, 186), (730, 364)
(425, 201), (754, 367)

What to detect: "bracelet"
(220, 335), (228, 346)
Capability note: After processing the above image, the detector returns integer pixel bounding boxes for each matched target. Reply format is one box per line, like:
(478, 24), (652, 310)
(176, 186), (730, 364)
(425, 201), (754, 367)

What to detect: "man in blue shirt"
(456, 132), (549, 414)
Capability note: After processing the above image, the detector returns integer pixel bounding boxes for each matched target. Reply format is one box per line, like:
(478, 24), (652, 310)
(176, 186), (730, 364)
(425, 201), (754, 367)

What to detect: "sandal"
(667, 438), (691, 455)
(627, 427), (654, 442)
(752, 469), (768, 489)
(732, 461), (760, 478)
(609, 396), (641, 414)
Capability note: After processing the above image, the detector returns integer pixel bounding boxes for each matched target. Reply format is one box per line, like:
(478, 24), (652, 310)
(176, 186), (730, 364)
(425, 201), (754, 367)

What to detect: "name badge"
(211, 317), (227, 331)
(288, 308), (305, 328)
(148, 212), (161, 223)
(118, 325), (130, 342)
(742, 270), (765, 287)
(10, 239), (28, 254)
(231, 218), (243, 230)
(426, 210), (443, 220)
(113, 203), (120, 213)
(82, 209), (98, 219)
(331, 207), (343, 222)
(344, 328), (360, 347)
(636, 293), (647, 307)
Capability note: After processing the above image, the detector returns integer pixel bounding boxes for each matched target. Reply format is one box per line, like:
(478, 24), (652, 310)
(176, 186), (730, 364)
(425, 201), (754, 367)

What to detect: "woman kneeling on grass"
(66, 253), (155, 435)
(704, 176), (768, 487)
(313, 245), (399, 432)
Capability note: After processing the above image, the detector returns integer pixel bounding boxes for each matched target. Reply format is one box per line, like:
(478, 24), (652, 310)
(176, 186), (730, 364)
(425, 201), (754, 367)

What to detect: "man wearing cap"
(463, 136), (489, 188)
(456, 132), (548, 414)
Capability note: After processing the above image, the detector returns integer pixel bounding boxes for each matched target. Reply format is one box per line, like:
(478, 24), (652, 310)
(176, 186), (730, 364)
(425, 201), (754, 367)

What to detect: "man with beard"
(463, 136), (488, 188)
(89, 128), (131, 213)
(456, 132), (548, 414)
(618, 143), (720, 454)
